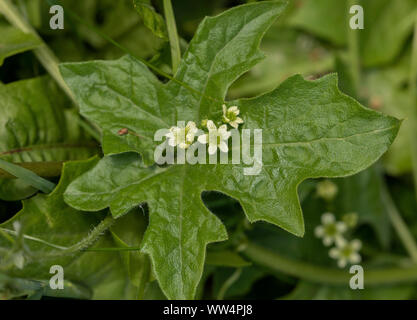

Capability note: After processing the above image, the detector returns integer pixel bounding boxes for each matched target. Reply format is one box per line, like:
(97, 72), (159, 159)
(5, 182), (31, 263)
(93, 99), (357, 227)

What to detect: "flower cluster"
(315, 212), (362, 268)
(165, 104), (244, 155)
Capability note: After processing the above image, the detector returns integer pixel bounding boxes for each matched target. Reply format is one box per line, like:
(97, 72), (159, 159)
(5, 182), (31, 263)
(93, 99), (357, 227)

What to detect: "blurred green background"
(1, 0), (417, 300)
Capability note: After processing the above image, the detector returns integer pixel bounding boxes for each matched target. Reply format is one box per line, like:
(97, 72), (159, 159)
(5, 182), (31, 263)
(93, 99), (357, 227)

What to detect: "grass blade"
(0, 159), (56, 193)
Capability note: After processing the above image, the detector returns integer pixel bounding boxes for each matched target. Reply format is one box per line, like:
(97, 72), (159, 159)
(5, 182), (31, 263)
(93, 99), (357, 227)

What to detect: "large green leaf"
(0, 77), (97, 201)
(0, 24), (41, 66)
(0, 158), (135, 299)
(289, 0), (417, 67)
(61, 1), (399, 299)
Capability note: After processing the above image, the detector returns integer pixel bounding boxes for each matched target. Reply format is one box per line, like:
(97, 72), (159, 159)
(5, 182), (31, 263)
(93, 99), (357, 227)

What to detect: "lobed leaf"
(61, 1), (400, 299)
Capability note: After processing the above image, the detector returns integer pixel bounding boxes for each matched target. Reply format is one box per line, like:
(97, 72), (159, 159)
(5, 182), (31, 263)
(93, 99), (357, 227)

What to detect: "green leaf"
(0, 159), (56, 194)
(289, 0), (417, 67)
(61, 1), (399, 299)
(0, 24), (41, 66)
(133, 0), (168, 40)
(0, 77), (97, 201)
(0, 157), (135, 299)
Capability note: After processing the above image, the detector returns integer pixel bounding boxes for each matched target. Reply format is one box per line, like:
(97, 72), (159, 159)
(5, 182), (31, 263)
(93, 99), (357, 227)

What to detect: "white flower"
(12, 251), (25, 269)
(329, 238), (362, 268)
(165, 121), (198, 149)
(314, 212), (347, 246)
(222, 104), (244, 129)
(197, 120), (231, 155)
(316, 179), (338, 201)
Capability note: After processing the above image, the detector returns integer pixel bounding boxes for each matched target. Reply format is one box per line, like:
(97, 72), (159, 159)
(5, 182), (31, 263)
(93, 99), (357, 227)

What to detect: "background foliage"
(0, 0), (416, 300)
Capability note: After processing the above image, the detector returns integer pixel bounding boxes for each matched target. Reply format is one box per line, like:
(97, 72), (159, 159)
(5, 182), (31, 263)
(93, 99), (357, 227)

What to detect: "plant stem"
(381, 177), (417, 263)
(347, 0), (360, 95)
(163, 0), (181, 74)
(217, 268), (242, 300)
(0, 0), (76, 103)
(0, 215), (116, 258)
(82, 246), (142, 252)
(243, 242), (417, 285)
(409, 21), (417, 201)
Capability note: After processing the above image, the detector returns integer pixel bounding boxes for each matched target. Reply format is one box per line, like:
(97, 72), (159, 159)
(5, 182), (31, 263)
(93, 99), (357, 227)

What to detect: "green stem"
(217, 268), (242, 300)
(0, 215), (116, 257)
(0, 0), (76, 103)
(409, 21), (417, 201)
(163, 0), (181, 74)
(347, 0), (360, 95)
(82, 246), (142, 252)
(39, 215), (116, 258)
(381, 177), (417, 263)
(243, 242), (417, 285)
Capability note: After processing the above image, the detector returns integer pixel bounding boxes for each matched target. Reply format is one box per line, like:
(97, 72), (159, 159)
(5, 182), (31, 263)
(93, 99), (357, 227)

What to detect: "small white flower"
(314, 212), (347, 246)
(329, 238), (362, 268)
(198, 120), (231, 155)
(222, 104), (244, 129)
(12, 251), (25, 269)
(316, 179), (338, 201)
(165, 121), (198, 149)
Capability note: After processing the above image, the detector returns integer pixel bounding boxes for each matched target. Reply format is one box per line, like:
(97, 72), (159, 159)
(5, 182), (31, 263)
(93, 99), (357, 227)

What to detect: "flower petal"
(198, 134), (208, 144)
(349, 253), (361, 264)
(230, 121), (238, 129)
(167, 138), (177, 147)
(351, 239), (362, 250)
(337, 258), (347, 268)
(229, 106), (239, 114)
(335, 237), (347, 248)
(218, 124), (228, 133)
(322, 212), (335, 224)
(207, 120), (216, 131)
(336, 222), (347, 233)
(178, 142), (189, 149)
(323, 236), (333, 246)
(219, 141), (228, 153)
(329, 248), (339, 259)
(314, 226), (324, 238)
(208, 144), (217, 155)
